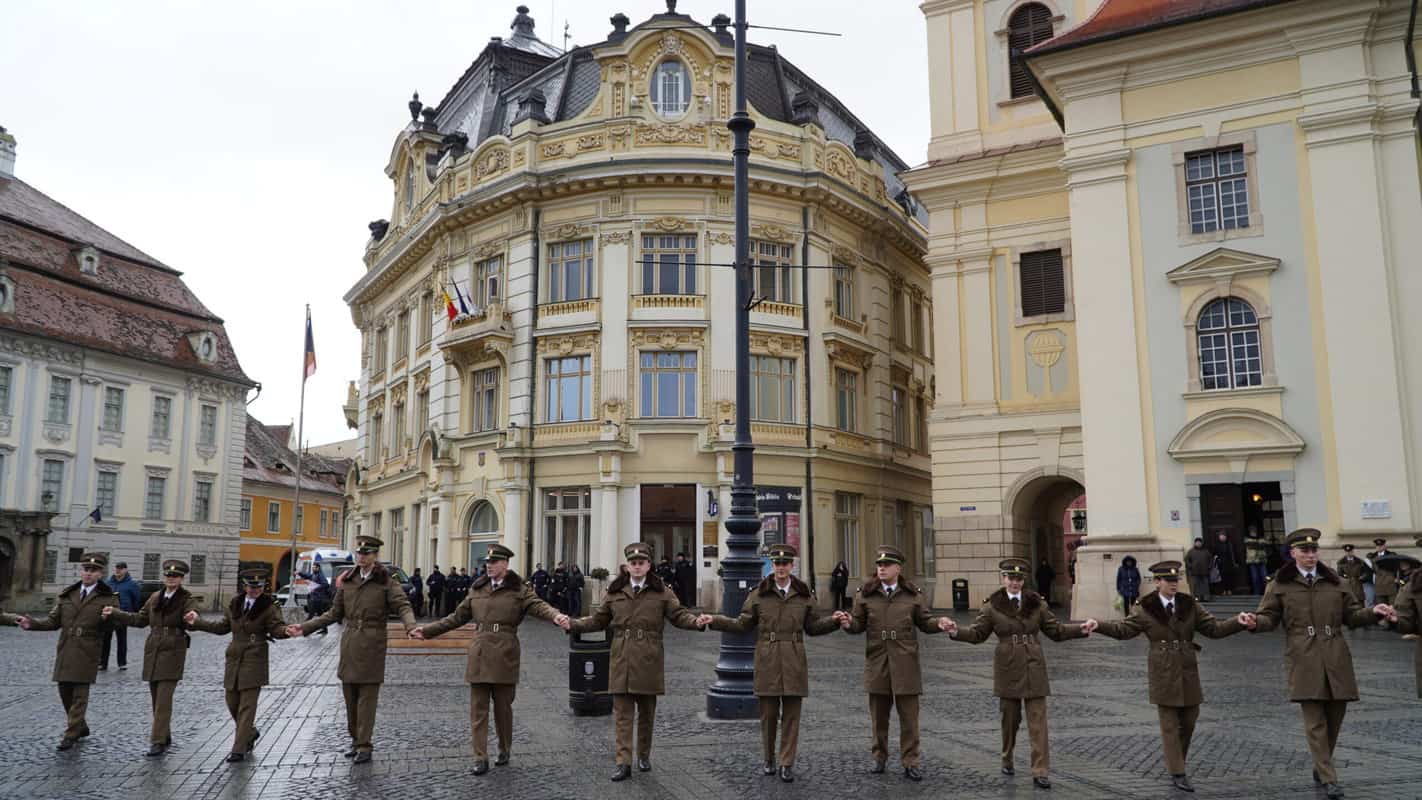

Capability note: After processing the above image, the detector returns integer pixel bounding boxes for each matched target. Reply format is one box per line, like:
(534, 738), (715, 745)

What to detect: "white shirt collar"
(360, 569), (372, 580)
(163, 590), (176, 599)
(883, 583), (897, 593)
(1007, 592), (1022, 602)
(775, 579), (792, 594)
(630, 579), (645, 589)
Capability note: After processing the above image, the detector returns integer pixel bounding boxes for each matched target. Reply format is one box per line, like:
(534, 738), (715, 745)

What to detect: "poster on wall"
(757, 486), (803, 577)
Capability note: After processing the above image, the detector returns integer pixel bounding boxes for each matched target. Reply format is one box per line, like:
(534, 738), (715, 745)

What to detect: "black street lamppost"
(706, 0), (760, 720)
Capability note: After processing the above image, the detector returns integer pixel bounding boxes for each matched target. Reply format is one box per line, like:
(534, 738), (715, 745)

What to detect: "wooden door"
(1200, 484), (1248, 592)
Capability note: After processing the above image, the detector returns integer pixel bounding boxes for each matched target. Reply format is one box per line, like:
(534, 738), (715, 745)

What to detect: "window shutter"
(1019, 249), (1064, 317)
(1008, 4), (1055, 99)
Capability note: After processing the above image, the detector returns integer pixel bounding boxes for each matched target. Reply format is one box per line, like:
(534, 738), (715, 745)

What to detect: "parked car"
(275, 583), (293, 607)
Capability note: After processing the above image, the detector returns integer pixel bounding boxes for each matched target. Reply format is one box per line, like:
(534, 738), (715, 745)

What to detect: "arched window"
(650, 60), (690, 118)
(1197, 297), (1262, 390)
(1007, 3), (1055, 98)
(404, 165), (415, 213)
(468, 500), (498, 535)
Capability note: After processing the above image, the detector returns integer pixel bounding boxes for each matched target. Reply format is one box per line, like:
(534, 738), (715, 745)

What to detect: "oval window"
(650, 60), (690, 118)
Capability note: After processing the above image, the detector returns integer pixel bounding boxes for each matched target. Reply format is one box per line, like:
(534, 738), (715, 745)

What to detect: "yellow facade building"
(239, 416), (347, 585)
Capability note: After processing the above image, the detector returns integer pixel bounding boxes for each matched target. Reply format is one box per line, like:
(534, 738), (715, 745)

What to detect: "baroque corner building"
(0, 126), (255, 611)
(345, 5), (935, 605)
(904, 0), (1422, 618)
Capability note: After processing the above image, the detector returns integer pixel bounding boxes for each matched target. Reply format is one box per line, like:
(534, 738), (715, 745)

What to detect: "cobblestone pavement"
(2, 607), (1419, 800)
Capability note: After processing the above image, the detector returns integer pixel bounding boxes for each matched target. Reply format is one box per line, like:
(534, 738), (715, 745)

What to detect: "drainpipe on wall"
(800, 205), (816, 592)
(525, 206), (541, 562)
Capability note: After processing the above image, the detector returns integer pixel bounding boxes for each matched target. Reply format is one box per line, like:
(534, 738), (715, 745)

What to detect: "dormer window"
(650, 60), (690, 118)
(77, 245), (100, 276)
(0, 269), (12, 314)
(188, 331), (218, 364)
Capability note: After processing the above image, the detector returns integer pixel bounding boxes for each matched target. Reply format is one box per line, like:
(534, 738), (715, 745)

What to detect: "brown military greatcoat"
(27, 580), (118, 683)
(1335, 556), (1371, 606)
(421, 571), (560, 685)
(1393, 578), (1422, 698)
(301, 563), (417, 683)
(111, 586), (202, 682)
(709, 575), (839, 696)
(567, 572), (702, 694)
(1252, 562), (1377, 701)
(190, 593), (289, 690)
(1095, 591), (1244, 707)
(845, 577), (945, 695)
(952, 589), (1084, 699)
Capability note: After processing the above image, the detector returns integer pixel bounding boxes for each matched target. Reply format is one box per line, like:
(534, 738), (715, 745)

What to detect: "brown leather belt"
(762, 631), (803, 642)
(869, 629), (914, 641)
(618, 628), (661, 640)
(473, 623), (515, 633)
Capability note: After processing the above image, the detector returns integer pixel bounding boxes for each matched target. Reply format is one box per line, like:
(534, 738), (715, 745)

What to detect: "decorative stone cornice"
(629, 327), (705, 350)
(0, 333), (82, 365)
(186, 376), (246, 401)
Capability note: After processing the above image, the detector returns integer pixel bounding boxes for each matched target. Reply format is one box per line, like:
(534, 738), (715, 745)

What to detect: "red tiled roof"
(1027, 0), (1296, 56)
(244, 414), (348, 494)
(0, 176), (251, 385)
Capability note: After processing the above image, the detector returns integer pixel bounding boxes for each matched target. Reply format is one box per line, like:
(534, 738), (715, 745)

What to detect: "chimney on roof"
(711, 14), (733, 45)
(514, 88), (551, 125)
(511, 5), (535, 38)
(0, 126), (15, 179)
(609, 13), (630, 42)
(853, 128), (876, 161)
(791, 91), (820, 127)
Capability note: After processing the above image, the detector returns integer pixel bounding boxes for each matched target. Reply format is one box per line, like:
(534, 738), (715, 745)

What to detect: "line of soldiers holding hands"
(4, 528), (1420, 798)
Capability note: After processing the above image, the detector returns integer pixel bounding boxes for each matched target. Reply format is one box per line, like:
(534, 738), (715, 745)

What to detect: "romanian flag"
(303, 308), (317, 380)
(443, 288), (458, 321)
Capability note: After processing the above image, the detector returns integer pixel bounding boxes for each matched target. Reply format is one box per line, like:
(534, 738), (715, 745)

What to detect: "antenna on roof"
(563, 20), (570, 52)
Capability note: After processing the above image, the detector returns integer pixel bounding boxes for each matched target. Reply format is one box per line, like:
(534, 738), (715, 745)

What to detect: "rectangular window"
(95, 470), (118, 518)
(370, 413), (384, 460)
(199, 404), (218, 446)
(1186, 146), (1249, 235)
(331, 511), (340, 537)
(372, 511), (382, 536)
(295, 505), (305, 535)
(320, 509), (329, 536)
(0, 365), (10, 415)
(192, 479), (212, 522)
(833, 264), (855, 319)
(891, 386), (908, 446)
(543, 487), (592, 570)
(44, 549), (58, 583)
(375, 326), (389, 373)
(47, 376), (71, 423)
(419, 293), (434, 345)
(415, 390), (429, 436)
(547, 239), (596, 302)
(835, 369), (858, 433)
(101, 387), (125, 432)
(749, 356), (796, 423)
(639, 351), (698, 418)
(40, 459), (64, 512)
(396, 310), (410, 363)
(912, 300), (926, 354)
(914, 396), (928, 451)
(474, 256), (502, 308)
(189, 554), (206, 585)
(835, 492), (861, 577)
(238, 496), (251, 529)
(143, 552), (161, 580)
(1019, 249), (1065, 318)
(150, 395), (172, 438)
(473, 368), (499, 432)
(640, 234), (697, 295)
(545, 356), (593, 422)
(267, 501), (281, 532)
(391, 402), (406, 453)
(752, 240), (795, 303)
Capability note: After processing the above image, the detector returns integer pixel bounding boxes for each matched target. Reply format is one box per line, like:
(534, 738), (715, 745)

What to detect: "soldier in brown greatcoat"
(1243, 528), (1395, 800)
(1335, 544), (1372, 607)
(288, 535), (417, 763)
(411, 543), (568, 775)
(1094, 560), (1248, 793)
(837, 544), (953, 782)
(567, 542), (707, 782)
(945, 557), (1088, 790)
(186, 567), (289, 762)
(1369, 537), (1399, 606)
(1382, 548), (1420, 698)
(701, 543), (839, 783)
(105, 558), (202, 757)
(15, 551), (118, 750)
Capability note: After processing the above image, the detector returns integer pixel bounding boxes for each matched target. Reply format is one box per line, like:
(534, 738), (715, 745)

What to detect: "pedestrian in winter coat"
(426, 566), (445, 617)
(1185, 539), (1213, 601)
(298, 564), (332, 634)
(412, 545), (567, 774)
(186, 568), (289, 762)
(703, 544), (839, 782)
(1242, 528), (1395, 799)
(840, 545), (953, 782)
(1245, 527), (1271, 595)
(1369, 538), (1400, 605)
(531, 564), (550, 600)
(567, 542), (707, 782)
(1116, 556), (1142, 615)
(1035, 559), (1057, 606)
(14, 552), (118, 751)
(830, 561), (851, 611)
(101, 561), (141, 671)
(673, 553), (696, 608)
(567, 565), (585, 617)
(1094, 560), (1247, 793)
(105, 559), (202, 757)
(1211, 532), (1238, 595)
(946, 558), (1088, 789)
(550, 564), (568, 613)
(409, 568), (424, 618)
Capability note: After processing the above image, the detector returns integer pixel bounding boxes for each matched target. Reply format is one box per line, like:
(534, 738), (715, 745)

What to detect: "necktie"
(245, 600), (253, 612)
(1165, 602), (1173, 614)
(780, 588), (788, 599)
(884, 586), (893, 598)
(82, 587), (91, 601)
(1012, 596), (1020, 609)
(634, 584), (642, 595)
(1305, 574), (1315, 587)
(492, 582), (500, 591)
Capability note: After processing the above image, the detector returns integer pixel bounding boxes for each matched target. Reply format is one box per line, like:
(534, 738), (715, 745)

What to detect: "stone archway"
(1003, 467), (1085, 606)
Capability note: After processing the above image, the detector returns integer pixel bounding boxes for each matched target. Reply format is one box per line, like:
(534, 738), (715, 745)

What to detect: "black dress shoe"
(1002, 765), (1016, 776)
(78, 726), (91, 739)
(779, 766), (794, 783)
(494, 751), (510, 766)
(904, 766), (923, 782)
(145, 744), (166, 757)
(353, 751), (373, 764)
(1034, 776), (1052, 790)
(1172, 774), (1194, 793)
(637, 756), (651, 772)
(870, 760), (886, 774)
(1325, 783), (1345, 799)
(472, 760), (490, 775)
(763, 762), (776, 776)
(343, 746), (357, 758)
(1313, 769), (1322, 786)
(610, 765), (632, 782)
(225, 752), (245, 763)
(56, 738), (76, 751)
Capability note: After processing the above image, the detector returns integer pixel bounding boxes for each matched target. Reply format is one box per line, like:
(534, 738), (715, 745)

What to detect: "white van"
(291, 548), (353, 607)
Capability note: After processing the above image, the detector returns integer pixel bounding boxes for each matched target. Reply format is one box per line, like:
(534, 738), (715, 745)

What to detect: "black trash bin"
(569, 629), (613, 716)
(952, 578), (970, 612)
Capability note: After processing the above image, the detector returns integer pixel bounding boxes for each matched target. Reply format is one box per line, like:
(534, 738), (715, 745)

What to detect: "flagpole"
(287, 305), (310, 595)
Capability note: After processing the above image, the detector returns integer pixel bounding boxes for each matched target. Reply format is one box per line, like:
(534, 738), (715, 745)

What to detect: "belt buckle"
(1307, 625), (1316, 637)
(1324, 625), (1332, 637)
(636, 629), (644, 640)
(890, 630), (898, 640)
(491, 623), (500, 633)
(768, 632), (777, 642)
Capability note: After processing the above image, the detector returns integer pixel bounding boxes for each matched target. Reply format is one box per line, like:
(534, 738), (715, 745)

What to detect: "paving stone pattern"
(1, 610), (1419, 800)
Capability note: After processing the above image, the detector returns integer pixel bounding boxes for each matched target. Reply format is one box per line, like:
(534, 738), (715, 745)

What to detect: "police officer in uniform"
(1335, 544), (1372, 607)
(14, 551), (118, 750)
(288, 535), (417, 763)
(105, 558), (202, 757)
(1242, 528), (1395, 799)
(836, 545), (953, 781)
(700, 544), (838, 782)
(187, 568), (289, 761)
(944, 557), (1088, 790)
(1093, 560), (1248, 792)
(567, 542), (706, 782)
(412, 544), (569, 774)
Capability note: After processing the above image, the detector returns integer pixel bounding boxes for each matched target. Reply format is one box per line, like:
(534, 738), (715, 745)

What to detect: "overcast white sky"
(1, 0), (928, 447)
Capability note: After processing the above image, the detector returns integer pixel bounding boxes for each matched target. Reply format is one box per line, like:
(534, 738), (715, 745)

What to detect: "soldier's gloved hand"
(183, 610), (198, 625)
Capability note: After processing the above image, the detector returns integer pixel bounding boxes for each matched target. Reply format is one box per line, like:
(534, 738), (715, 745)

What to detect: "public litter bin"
(952, 578), (970, 612)
(569, 629), (613, 716)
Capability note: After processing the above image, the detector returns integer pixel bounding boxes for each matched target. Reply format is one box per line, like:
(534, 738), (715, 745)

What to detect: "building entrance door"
(1198, 481), (1283, 595)
(640, 485), (696, 594)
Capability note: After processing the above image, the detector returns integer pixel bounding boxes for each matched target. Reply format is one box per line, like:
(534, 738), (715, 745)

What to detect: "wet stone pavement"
(1, 606), (1419, 800)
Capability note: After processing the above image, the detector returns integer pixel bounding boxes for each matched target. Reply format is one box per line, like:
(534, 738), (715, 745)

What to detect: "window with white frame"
(640, 351), (698, 418)
(391, 399), (406, 453)
(193, 478), (213, 522)
(641, 234), (697, 295)
(199, 404), (218, 446)
(320, 509), (329, 537)
(238, 496), (251, 529)
(95, 469), (118, 518)
(1197, 297), (1262, 390)
(753, 240), (795, 303)
(472, 368), (499, 432)
(372, 511), (382, 537)
(911, 298), (926, 354)
(547, 239), (595, 302)
(47, 376), (71, 423)
(396, 310), (410, 362)
(545, 356), (592, 422)
(189, 555), (206, 585)
(914, 395), (928, 451)
(835, 492), (861, 576)
(650, 60), (690, 118)
(374, 326), (388, 373)
(40, 459), (63, 512)
(415, 389), (429, 436)
(833, 264), (855, 319)
(1186, 147), (1250, 235)
(370, 411), (384, 460)
(101, 387), (124, 432)
(473, 257), (502, 309)
(891, 287), (906, 345)
(750, 356), (795, 423)
(543, 487), (592, 569)
(419, 293), (434, 345)
(835, 368), (858, 433)
(0, 365), (12, 415)
(151, 395), (172, 438)
(267, 501), (281, 532)
(891, 385), (908, 447)
(295, 505), (305, 535)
